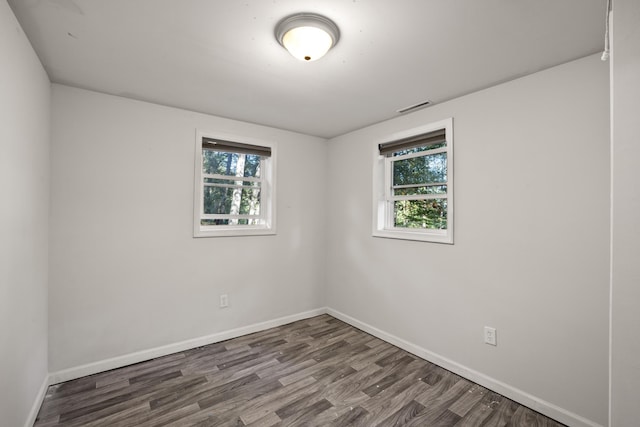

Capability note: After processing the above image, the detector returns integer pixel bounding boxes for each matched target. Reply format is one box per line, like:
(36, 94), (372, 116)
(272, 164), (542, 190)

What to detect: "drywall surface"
(0, 1), (50, 425)
(326, 54), (609, 425)
(610, 1), (640, 425)
(49, 85), (326, 371)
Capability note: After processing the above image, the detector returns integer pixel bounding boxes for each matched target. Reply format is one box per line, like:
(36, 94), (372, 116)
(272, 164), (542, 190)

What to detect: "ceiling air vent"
(396, 100), (432, 114)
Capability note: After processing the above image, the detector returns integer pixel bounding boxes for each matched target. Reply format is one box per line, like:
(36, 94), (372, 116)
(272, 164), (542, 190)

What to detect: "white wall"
(49, 85), (327, 372)
(610, 0), (640, 425)
(0, 1), (50, 426)
(326, 54), (609, 426)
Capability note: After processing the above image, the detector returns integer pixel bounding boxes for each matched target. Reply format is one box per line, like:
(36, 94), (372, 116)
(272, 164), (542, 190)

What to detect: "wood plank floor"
(34, 315), (566, 426)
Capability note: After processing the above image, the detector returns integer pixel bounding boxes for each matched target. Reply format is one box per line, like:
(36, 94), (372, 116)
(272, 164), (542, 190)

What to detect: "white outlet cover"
(484, 326), (497, 346)
(220, 294), (229, 308)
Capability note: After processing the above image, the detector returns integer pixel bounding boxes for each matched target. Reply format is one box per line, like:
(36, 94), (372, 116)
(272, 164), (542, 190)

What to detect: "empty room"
(2, 0), (639, 426)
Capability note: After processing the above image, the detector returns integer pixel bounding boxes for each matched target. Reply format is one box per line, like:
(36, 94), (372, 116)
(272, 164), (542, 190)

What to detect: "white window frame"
(193, 130), (276, 238)
(372, 118), (454, 244)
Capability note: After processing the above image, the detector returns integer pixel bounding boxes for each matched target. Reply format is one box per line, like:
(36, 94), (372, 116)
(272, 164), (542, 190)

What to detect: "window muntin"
(194, 132), (275, 237)
(373, 118), (453, 243)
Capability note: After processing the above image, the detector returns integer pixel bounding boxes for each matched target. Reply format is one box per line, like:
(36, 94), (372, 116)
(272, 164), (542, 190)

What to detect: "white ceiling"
(9, 0), (605, 138)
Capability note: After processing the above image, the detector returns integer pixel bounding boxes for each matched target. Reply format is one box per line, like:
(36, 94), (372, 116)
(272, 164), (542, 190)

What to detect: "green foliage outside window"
(394, 199), (447, 229)
(391, 148), (448, 230)
(202, 150), (262, 225)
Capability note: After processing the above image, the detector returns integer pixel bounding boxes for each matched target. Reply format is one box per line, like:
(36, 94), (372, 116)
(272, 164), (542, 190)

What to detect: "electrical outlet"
(219, 294), (229, 308)
(484, 326), (497, 346)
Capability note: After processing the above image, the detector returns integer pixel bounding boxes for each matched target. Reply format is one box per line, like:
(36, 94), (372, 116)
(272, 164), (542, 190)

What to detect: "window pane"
(242, 154), (261, 178)
(203, 186), (230, 215)
(394, 185), (447, 196)
(202, 150), (261, 178)
(238, 188), (261, 215)
(392, 142), (446, 156)
(393, 153), (447, 186)
(393, 198), (447, 230)
(203, 186), (261, 215)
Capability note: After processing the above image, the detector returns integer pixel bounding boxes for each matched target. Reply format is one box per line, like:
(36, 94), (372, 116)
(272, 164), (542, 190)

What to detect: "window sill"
(194, 226), (276, 238)
(372, 228), (453, 244)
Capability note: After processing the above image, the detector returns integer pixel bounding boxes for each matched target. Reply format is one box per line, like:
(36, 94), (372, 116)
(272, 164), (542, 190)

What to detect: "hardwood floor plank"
(375, 349), (416, 367)
(278, 398), (333, 426)
(274, 391), (326, 420)
(197, 373), (261, 409)
(209, 379), (284, 422)
(137, 403), (202, 427)
(57, 391), (141, 424)
(34, 315), (566, 427)
(237, 377), (317, 425)
(356, 379), (432, 425)
(244, 412), (281, 427)
(454, 390), (502, 426)
(349, 344), (398, 371)
(448, 383), (488, 417)
(362, 357), (421, 397)
(129, 369), (183, 384)
(254, 357), (317, 382)
(406, 379), (473, 426)
(376, 399), (426, 426)
(508, 405), (565, 427)
(36, 379), (131, 420)
(321, 362), (382, 405)
(325, 405), (369, 426)
(430, 409), (463, 427)
(91, 352), (187, 388)
(481, 397), (521, 426)
(277, 355), (345, 387)
(90, 403), (165, 427)
(139, 376), (228, 418)
(45, 377), (96, 400)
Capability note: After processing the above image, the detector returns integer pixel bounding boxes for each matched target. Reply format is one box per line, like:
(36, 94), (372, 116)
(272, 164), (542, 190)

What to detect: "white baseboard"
(49, 308), (326, 385)
(24, 374), (50, 427)
(326, 308), (603, 427)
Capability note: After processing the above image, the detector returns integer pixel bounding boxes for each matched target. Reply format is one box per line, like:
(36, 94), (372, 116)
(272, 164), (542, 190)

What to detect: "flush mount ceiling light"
(275, 13), (340, 62)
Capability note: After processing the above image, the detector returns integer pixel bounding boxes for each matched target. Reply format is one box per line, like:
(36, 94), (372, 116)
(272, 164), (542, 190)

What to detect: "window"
(372, 118), (453, 244)
(194, 131), (276, 237)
